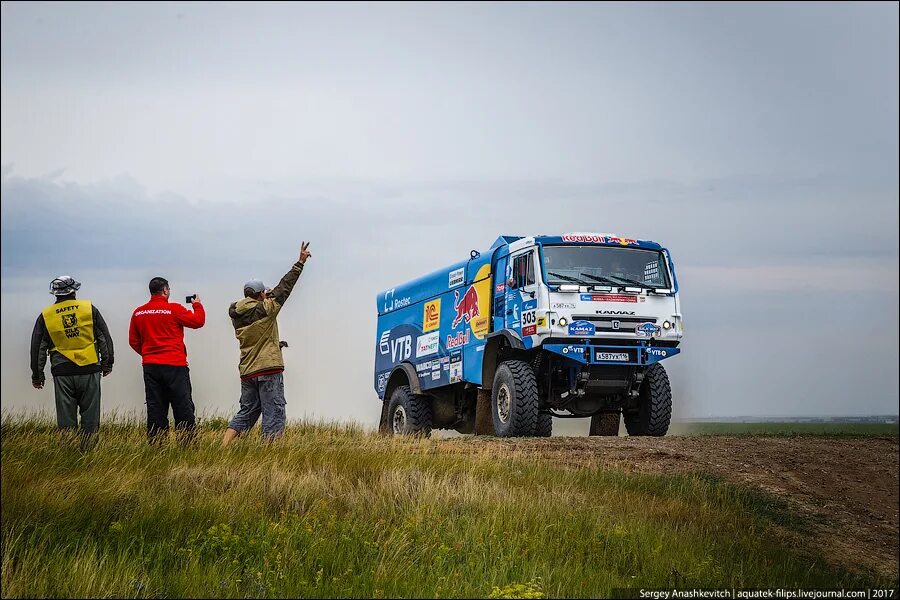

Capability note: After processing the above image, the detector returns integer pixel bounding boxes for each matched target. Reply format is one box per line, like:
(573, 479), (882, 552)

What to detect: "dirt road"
(441, 435), (899, 579)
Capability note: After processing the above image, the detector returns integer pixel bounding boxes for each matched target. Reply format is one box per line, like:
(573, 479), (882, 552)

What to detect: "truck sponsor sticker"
(521, 299), (538, 336)
(472, 315), (490, 337)
(415, 332), (439, 358)
(561, 346), (586, 355)
(379, 330), (391, 355)
(376, 371), (390, 393)
(567, 320), (596, 336)
(647, 348), (668, 358)
(635, 322), (661, 338)
(382, 288), (411, 312)
(431, 370), (441, 380)
(562, 234), (605, 243)
(449, 360), (462, 383)
(561, 234), (637, 245)
(388, 335), (412, 361)
(446, 330), (470, 349)
(580, 294), (637, 303)
(452, 285), (480, 328)
(449, 268), (465, 288)
(423, 299), (441, 332)
(596, 352), (629, 362)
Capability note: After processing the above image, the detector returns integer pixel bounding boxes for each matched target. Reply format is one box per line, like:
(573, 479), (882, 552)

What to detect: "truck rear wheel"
(624, 364), (672, 436)
(387, 385), (432, 437)
(535, 413), (552, 437)
(491, 360), (538, 437)
(589, 412), (620, 436)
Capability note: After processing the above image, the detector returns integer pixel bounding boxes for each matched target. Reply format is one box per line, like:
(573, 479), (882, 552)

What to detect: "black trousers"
(143, 364), (196, 439)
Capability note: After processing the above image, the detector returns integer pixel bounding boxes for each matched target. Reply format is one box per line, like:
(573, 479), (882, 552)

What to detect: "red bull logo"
(452, 285), (480, 328)
(446, 330), (471, 349)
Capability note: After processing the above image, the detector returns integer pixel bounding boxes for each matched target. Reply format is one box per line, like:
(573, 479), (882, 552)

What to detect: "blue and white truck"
(374, 233), (683, 437)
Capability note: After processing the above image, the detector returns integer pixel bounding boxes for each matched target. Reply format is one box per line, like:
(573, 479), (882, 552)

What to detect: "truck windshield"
(542, 245), (671, 289)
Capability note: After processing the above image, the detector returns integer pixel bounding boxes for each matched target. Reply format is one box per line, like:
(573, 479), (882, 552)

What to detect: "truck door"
(506, 248), (539, 335)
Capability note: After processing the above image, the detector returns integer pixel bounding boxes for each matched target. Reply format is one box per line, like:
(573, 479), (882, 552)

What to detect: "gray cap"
(244, 279), (266, 294)
(49, 275), (81, 296)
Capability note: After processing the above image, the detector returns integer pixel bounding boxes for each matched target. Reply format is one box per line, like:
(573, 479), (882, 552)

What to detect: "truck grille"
(571, 315), (657, 334)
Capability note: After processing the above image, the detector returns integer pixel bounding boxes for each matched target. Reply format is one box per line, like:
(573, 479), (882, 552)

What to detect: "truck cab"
(374, 233), (683, 437)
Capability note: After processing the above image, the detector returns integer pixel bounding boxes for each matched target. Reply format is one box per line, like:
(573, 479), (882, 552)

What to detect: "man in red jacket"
(129, 276), (205, 442)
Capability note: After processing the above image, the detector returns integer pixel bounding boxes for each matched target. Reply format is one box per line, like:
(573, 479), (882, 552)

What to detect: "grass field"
(1, 417), (892, 598)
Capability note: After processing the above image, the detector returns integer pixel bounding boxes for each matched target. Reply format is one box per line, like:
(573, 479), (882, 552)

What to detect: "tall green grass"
(0, 417), (885, 598)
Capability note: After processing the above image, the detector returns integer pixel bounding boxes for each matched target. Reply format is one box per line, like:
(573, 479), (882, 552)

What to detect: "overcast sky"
(2, 1), (897, 428)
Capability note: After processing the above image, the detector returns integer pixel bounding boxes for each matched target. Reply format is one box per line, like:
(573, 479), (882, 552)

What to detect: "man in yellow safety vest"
(31, 275), (114, 445)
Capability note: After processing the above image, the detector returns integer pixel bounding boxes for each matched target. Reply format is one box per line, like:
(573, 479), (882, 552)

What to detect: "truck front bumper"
(543, 343), (680, 366)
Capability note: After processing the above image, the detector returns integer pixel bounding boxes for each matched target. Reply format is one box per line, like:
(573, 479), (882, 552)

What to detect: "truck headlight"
(559, 317), (568, 327)
(662, 320), (672, 330)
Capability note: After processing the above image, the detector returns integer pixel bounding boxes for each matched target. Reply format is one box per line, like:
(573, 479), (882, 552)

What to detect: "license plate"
(596, 352), (629, 362)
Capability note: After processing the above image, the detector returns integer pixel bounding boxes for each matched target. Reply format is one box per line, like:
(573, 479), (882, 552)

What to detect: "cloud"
(1, 171), (897, 424)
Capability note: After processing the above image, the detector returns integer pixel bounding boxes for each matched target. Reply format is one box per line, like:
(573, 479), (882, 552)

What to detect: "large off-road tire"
(491, 360), (539, 437)
(387, 385), (432, 437)
(535, 412), (553, 437)
(589, 412), (620, 436)
(624, 364), (672, 436)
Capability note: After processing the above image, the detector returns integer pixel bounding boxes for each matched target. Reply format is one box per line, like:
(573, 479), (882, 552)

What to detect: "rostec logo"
(379, 330), (391, 355)
(382, 289), (395, 313)
(452, 285), (480, 328)
(390, 335), (412, 362)
(382, 288), (411, 312)
(423, 299), (441, 332)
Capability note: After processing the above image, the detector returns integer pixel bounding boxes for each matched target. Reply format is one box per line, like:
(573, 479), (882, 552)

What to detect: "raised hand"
(299, 241), (312, 264)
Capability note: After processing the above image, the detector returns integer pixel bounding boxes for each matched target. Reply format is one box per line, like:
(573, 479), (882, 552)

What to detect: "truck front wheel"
(535, 413), (552, 437)
(387, 385), (433, 437)
(491, 360), (539, 437)
(624, 364), (672, 436)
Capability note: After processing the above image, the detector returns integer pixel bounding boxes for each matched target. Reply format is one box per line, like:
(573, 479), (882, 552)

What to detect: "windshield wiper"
(547, 271), (590, 285)
(605, 274), (654, 288)
(579, 273), (624, 287)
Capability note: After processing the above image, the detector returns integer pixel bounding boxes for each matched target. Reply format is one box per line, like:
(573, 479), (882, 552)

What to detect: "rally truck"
(374, 233), (683, 437)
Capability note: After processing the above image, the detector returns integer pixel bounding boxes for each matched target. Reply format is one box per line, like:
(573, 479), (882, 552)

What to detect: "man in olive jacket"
(222, 242), (312, 446)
